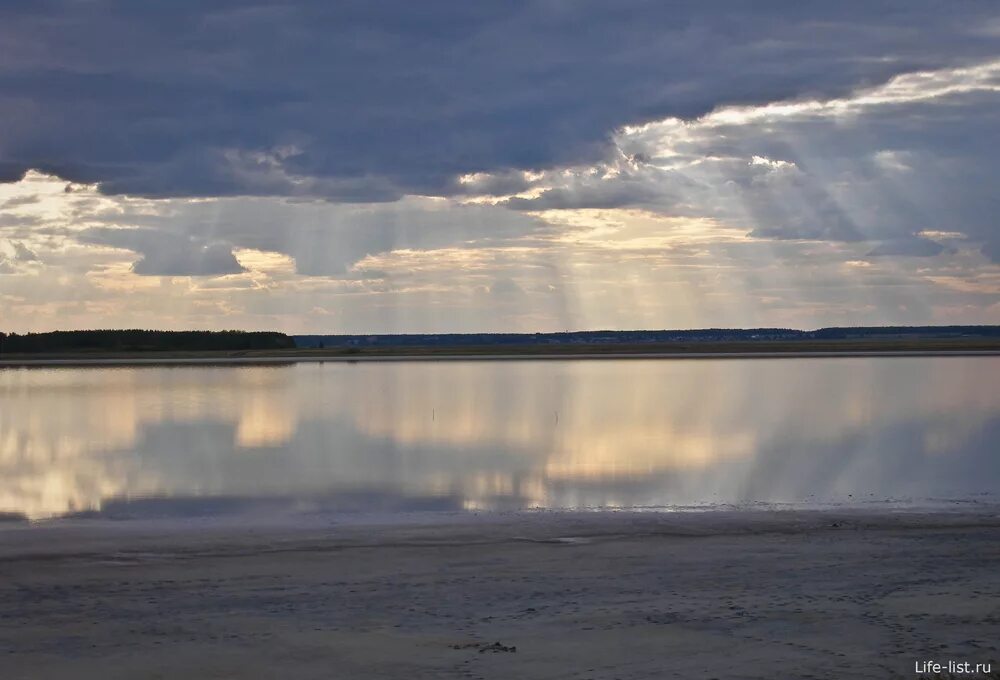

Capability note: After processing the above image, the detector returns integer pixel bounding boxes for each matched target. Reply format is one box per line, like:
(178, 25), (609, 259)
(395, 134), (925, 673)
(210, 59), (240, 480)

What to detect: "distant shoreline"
(5, 328), (1000, 364)
(3, 343), (1000, 367)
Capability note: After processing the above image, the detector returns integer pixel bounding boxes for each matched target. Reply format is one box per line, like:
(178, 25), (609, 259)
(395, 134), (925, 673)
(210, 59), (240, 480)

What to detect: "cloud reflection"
(1, 359), (999, 519)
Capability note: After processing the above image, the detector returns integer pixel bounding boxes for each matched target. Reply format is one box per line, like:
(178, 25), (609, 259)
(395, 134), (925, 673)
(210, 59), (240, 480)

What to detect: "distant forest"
(294, 325), (1000, 348)
(3, 326), (999, 354)
(0, 330), (295, 354)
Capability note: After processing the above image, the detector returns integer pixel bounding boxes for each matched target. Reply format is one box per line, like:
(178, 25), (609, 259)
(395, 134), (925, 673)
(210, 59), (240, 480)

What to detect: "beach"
(2, 509), (999, 679)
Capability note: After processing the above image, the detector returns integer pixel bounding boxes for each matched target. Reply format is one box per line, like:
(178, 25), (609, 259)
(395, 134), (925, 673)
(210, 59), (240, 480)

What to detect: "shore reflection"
(1, 358), (998, 519)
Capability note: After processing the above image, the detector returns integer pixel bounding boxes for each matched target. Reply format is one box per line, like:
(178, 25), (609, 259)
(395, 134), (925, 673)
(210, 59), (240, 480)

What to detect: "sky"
(1, 0), (999, 334)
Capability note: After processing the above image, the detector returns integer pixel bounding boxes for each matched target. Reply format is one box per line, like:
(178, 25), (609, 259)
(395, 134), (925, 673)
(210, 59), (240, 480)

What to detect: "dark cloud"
(0, 1), (997, 199)
(980, 240), (1000, 263)
(867, 237), (948, 257)
(80, 228), (245, 276)
(0, 165), (27, 184)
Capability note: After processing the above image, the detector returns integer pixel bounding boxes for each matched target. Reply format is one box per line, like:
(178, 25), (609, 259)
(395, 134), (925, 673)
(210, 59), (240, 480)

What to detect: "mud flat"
(2, 509), (999, 679)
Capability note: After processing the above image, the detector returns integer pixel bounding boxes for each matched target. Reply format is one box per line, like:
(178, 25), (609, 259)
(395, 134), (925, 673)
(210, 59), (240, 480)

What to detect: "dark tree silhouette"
(0, 330), (295, 354)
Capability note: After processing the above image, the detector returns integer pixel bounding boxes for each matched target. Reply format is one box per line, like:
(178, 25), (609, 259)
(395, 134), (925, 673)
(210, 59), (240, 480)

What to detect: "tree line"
(294, 325), (1000, 348)
(0, 330), (295, 354)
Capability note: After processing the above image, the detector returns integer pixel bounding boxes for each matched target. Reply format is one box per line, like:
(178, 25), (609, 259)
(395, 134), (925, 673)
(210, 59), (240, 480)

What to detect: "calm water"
(1, 358), (999, 520)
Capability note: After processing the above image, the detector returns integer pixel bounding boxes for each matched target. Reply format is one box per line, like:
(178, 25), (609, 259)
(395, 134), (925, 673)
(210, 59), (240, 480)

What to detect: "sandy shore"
(2, 509), (999, 679)
(3, 349), (1000, 368)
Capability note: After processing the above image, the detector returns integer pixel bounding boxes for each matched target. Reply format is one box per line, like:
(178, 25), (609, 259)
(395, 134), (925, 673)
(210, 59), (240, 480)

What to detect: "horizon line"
(4, 324), (1000, 337)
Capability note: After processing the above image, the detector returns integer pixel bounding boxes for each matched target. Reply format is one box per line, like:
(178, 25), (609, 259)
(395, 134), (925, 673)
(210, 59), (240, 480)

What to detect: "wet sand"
(2, 509), (999, 679)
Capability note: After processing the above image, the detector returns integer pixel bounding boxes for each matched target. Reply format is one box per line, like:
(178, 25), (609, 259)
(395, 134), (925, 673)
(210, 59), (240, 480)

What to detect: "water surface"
(2, 358), (998, 520)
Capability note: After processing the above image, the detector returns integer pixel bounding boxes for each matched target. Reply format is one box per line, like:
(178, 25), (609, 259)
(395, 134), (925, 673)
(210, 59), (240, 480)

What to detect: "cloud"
(495, 61), (1000, 260)
(0, 238), (39, 273)
(91, 195), (548, 276)
(80, 228), (246, 276)
(1, 1), (998, 200)
(10, 241), (37, 261)
(980, 240), (1000, 263)
(1, 194), (39, 209)
(505, 169), (672, 211)
(0, 4), (998, 332)
(867, 237), (948, 257)
(488, 277), (524, 297)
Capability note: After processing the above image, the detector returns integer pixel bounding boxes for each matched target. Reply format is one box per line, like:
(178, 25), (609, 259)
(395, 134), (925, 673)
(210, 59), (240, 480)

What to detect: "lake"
(1, 357), (998, 520)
